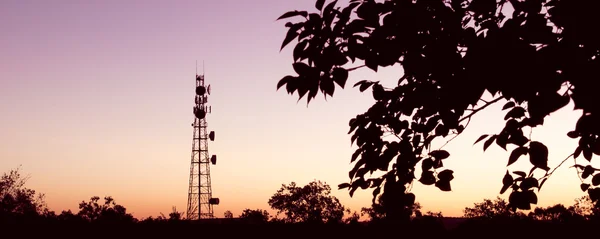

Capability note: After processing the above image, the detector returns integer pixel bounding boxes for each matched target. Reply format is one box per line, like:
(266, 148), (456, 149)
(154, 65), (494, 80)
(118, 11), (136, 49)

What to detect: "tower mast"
(187, 64), (219, 220)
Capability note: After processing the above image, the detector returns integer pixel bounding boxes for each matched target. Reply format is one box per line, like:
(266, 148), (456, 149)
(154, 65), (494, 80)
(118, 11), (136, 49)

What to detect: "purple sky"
(0, 0), (588, 219)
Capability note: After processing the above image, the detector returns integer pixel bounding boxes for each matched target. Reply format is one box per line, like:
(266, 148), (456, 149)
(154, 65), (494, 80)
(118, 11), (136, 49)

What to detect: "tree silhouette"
(55, 209), (86, 223)
(528, 203), (582, 222)
(0, 167), (49, 221)
(344, 210), (361, 224)
(268, 180), (346, 223)
(77, 196), (136, 223)
(168, 206), (182, 221)
(361, 194), (422, 222)
(239, 209), (270, 223)
(224, 210), (234, 218)
(277, 0), (600, 220)
(463, 197), (524, 219)
(571, 195), (600, 220)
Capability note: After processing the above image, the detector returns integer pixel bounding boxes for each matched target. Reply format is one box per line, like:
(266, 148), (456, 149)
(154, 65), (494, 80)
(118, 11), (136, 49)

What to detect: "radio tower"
(186, 63), (219, 220)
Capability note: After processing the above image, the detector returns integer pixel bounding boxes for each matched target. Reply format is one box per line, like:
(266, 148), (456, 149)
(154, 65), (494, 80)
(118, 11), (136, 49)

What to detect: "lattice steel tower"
(186, 68), (219, 220)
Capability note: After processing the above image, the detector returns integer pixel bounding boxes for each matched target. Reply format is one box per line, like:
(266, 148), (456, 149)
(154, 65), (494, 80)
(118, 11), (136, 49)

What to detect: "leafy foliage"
(571, 195), (600, 219)
(268, 180), (346, 223)
(239, 208), (271, 223)
(361, 194), (422, 222)
(0, 167), (48, 219)
(528, 204), (584, 222)
(77, 196), (136, 223)
(463, 197), (525, 219)
(224, 210), (234, 219)
(277, 0), (600, 218)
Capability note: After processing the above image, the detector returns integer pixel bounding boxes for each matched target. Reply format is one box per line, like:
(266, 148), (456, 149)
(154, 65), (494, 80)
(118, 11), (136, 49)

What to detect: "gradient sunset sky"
(0, 0), (589, 219)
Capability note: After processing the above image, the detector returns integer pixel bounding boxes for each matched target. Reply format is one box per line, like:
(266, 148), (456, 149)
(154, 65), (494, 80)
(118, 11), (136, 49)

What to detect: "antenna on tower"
(196, 60), (198, 75)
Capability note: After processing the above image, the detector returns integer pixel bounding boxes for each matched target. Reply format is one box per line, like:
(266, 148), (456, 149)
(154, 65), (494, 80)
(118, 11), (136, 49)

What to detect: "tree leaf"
(526, 190), (538, 205)
(582, 165), (594, 179)
(504, 107), (526, 120)
(539, 178), (548, 190)
(281, 29), (299, 51)
(438, 169), (454, 182)
(500, 171), (513, 194)
(277, 10), (308, 21)
(358, 81), (374, 92)
(567, 131), (579, 139)
(433, 158), (444, 169)
(496, 133), (508, 151)
(574, 146), (583, 159)
(323, 0), (338, 14)
(332, 67), (348, 88)
(474, 134), (489, 145)
(583, 147), (593, 161)
(594, 141), (600, 156)
(353, 80), (366, 88)
(286, 78), (297, 94)
(292, 62), (311, 75)
(293, 40), (308, 62)
(529, 141), (549, 170)
(593, 174), (600, 186)
(430, 150), (450, 160)
(581, 183), (590, 192)
(589, 188), (600, 202)
(338, 182), (351, 189)
(351, 150), (361, 162)
(508, 146), (528, 166)
(419, 171), (436, 185)
(277, 75), (295, 90)
(421, 158), (434, 171)
(483, 135), (497, 151)
(435, 180), (452, 192)
(320, 76), (335, 97)
(513, 171), (527, 178)
(315, 0), (326, 11)
(502, 101), (515, 110)
(365, 56), (378, 72)
(349, 184), (358, 197)
(509, 191), (531, 210)
(520, 177), (539, 191)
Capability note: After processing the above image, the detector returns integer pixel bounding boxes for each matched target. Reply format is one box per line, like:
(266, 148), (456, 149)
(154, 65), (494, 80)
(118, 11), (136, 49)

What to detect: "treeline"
(2, 168), (600, 237)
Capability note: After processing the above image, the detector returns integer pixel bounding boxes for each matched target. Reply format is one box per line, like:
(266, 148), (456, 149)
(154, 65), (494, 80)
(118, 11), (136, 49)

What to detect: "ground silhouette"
(276, 0), (600, 222)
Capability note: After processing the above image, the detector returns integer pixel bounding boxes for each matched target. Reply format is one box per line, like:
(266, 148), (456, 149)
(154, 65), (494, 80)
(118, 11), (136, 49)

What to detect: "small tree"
(223, 210), (233, 219)
(0, 167), (48, 219)
(77, 196), (136, 223)
(169, 206), (182, 221)
(239, 209), (270, 223)
(268, 180), (345, 224)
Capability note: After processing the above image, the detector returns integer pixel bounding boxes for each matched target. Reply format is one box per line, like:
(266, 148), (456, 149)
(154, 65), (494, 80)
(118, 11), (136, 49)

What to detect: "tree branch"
(458, 97), (503, 123)
(543, 153), (574, 179)
(437, 117), (471, 151)
(347, 65), (366, 72)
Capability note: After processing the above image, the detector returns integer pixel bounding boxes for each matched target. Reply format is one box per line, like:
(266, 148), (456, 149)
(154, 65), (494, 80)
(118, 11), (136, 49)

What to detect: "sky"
(0, 0), (591, 219)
